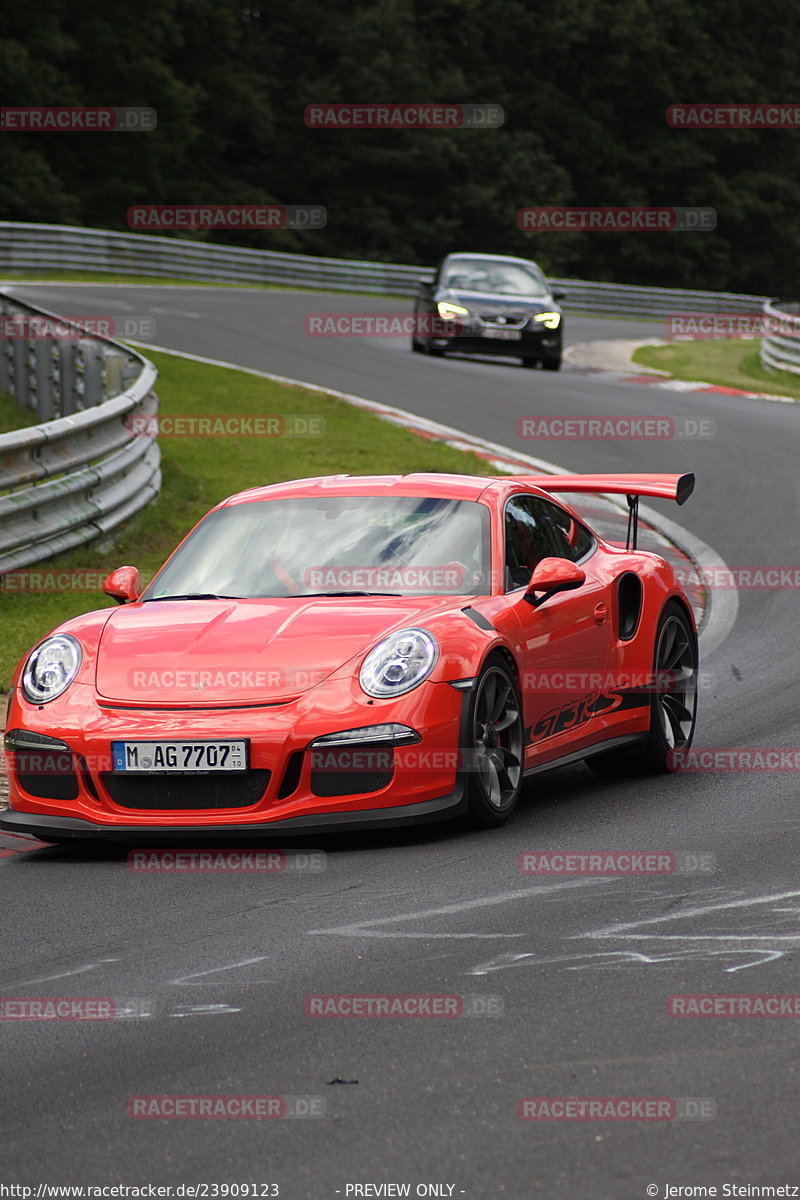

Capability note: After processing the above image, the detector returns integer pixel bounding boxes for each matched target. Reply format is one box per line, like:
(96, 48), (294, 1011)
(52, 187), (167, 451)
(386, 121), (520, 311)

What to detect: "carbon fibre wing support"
(522, 473), (695, 551)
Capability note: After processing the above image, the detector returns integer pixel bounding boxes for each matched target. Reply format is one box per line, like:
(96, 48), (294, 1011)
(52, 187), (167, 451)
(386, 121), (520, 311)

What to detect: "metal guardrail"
(0, 221), (766, 317)
(759, 298), (800, 376)
(0, 290), (161, 572)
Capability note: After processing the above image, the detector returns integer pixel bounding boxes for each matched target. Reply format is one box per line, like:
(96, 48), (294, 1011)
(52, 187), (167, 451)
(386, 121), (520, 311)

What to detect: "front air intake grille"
(310, 747), (394, 797)
(100, 770), (271, 810)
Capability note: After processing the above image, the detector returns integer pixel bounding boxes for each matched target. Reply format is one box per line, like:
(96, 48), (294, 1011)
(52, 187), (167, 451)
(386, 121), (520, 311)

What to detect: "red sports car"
(2, 471), (698, 841)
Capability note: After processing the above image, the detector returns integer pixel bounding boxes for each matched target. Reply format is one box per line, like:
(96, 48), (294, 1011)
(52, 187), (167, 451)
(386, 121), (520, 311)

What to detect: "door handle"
(593, 602), (609, 626)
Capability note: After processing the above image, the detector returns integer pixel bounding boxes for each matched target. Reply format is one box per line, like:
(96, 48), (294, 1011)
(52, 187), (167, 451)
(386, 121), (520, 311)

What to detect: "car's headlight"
(359, 628), (439, 698)
(533, 312), (561, 329)
(21, 634), (82, 704)
(437, 302), (470, 319)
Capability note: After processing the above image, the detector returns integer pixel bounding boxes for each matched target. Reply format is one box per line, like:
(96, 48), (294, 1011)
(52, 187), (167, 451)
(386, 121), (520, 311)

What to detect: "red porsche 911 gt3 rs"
(1, 471), (699, 841)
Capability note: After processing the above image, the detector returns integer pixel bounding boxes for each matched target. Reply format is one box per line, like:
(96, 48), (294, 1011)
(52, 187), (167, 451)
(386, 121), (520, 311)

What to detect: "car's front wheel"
(465, 654), (524, 828)
(542, 356), (562, 371)
(587, 600), (698, 776)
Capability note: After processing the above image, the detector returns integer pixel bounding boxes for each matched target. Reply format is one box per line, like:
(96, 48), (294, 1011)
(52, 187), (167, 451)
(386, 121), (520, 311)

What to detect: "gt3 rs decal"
(529, 687), (651, 743)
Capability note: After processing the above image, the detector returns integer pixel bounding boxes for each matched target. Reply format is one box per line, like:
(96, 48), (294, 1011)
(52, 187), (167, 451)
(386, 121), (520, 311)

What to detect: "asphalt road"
(2, 284), (799, 1199)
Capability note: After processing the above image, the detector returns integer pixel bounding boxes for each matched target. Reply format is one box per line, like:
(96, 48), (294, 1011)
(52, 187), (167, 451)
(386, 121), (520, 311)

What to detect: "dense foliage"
(2, 0), (799, 292)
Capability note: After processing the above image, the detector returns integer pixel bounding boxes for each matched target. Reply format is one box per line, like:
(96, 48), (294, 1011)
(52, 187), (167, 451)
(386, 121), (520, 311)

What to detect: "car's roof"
(221, 473), (550, 507)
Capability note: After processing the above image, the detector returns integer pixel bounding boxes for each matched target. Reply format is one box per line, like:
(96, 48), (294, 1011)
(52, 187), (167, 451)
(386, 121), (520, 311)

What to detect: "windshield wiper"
(146, 593), (243, 601)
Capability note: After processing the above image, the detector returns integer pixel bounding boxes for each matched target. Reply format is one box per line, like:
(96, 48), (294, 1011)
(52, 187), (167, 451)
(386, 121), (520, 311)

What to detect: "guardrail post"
(80, 340), (106, 408)
(0, 339), (11, 398)
(34, 341), (58, 422)
(12, 339), (32, 410)
(59, 342), (79, 415)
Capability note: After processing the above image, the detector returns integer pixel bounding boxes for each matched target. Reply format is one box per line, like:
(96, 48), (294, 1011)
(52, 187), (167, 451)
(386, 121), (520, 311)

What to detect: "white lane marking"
(469, 946), (787, 975)
(578, 889), (800, 940)
(171, 955), (270, 985)
(307, 878), (611, 938)
(127, 340), (739, 652)
(0, 959), (119, 990)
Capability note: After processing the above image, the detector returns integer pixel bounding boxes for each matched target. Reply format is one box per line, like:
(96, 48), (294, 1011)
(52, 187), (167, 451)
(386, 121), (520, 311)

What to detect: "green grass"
(0, 392), (41, 433)
(632, 339), (800, 400)
(0, 349), (496, 687)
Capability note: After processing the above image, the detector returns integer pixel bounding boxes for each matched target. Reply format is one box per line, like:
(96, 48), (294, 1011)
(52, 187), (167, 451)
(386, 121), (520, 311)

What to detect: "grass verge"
(632, 339), (800, 400)
(0, 349), (495, 687)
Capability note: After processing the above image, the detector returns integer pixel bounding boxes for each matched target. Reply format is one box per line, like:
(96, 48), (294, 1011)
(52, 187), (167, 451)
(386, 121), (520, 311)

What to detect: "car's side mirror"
(524, 558), (585, 607)
(551, 287), (567, 301)
(102, 565), (142, 604)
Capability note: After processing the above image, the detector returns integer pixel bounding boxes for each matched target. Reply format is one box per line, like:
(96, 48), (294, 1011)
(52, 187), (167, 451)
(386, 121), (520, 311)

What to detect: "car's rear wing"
(522, 472), (695, 549)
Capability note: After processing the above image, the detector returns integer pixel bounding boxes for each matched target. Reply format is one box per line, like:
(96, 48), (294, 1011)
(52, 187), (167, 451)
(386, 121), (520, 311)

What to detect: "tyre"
(465, 654), (524, 828)
(411, 336), (424, 353)
(542, 356), (562, 371)
(521, 359), (540, 369)
(586, 600), (698, 776)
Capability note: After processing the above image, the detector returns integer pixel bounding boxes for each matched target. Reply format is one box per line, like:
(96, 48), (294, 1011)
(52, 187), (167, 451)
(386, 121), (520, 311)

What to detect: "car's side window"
(545, 501), (594, 562)
(504, 495), (594, 590)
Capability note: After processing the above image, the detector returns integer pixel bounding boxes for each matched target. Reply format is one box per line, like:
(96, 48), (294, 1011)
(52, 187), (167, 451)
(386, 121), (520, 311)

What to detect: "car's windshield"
(443, 259), (549, 297)
(144, 495), (492, 599)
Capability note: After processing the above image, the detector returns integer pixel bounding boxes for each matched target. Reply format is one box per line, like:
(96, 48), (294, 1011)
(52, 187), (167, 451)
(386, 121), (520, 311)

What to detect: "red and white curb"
(597, 371), (796, 403)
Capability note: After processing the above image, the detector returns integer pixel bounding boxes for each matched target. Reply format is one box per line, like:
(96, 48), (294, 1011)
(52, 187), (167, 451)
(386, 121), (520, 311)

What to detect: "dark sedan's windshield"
(144, 496), (492, 599)
(443, 259), (549, 297)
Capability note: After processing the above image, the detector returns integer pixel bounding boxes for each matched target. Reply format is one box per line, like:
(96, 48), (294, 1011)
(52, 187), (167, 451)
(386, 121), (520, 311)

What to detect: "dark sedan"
(411, 252), (566, 370)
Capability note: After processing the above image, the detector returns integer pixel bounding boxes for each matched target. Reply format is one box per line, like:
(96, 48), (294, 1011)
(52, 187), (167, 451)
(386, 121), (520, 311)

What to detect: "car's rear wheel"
(586, 600), (698, 776)
(465, 655), (524, 828)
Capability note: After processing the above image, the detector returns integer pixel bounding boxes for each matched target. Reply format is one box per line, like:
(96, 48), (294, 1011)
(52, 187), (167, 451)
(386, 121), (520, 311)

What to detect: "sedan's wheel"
(587, 600), (698, 776)
(542, 356), (562, 371)
(521, 359), (540, 369)
(465, 655), (524, 828)
(411, 335), (423, 353)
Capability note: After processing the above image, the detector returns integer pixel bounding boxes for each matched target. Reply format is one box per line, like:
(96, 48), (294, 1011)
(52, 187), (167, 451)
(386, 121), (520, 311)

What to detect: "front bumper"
(2, 676), (469, 838)
(431, 329), (561, 360)
(0, 787), (466, 840)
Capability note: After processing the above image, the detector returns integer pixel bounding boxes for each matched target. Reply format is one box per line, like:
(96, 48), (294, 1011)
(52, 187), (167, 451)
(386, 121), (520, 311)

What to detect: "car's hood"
(94, 595), (459, 704)
(440, 288), (556, 316)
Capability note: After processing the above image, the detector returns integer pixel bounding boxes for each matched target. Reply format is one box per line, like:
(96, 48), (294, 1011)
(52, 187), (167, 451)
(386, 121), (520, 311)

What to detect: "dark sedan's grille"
(100, 770), (271, 810)
(478, 314), (528, 329)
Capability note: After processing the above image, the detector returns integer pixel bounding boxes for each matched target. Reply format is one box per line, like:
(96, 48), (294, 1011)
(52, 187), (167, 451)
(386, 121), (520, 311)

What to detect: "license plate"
(111, 740), (248, 773)
(482, 327), (522, 341)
